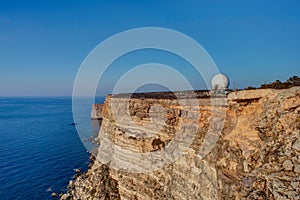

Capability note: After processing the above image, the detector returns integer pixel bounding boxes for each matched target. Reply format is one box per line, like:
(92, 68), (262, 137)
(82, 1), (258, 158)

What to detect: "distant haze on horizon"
(1, 0), (300, 96)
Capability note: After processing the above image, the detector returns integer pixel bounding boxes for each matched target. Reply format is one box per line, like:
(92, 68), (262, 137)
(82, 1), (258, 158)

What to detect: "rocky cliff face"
(62, 87), (300, 200)
(91, 104), (103, 120)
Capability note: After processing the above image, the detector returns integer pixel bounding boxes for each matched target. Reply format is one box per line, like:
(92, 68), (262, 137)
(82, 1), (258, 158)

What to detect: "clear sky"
(1, 0), (300, 96)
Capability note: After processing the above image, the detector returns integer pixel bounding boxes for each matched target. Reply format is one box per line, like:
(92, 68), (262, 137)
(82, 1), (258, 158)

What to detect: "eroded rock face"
(91, 104), (104, 119)
(63, 87), (300, 200)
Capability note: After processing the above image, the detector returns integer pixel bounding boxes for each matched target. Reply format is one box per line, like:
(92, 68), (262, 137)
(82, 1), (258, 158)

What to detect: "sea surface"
(0, 97), (103, 200)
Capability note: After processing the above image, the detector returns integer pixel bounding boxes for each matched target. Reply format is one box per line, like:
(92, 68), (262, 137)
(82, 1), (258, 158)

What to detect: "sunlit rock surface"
(63, 87), (300, 200)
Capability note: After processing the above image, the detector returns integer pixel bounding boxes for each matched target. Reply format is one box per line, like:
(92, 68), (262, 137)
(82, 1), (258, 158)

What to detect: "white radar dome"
(211, 73), (229, 90)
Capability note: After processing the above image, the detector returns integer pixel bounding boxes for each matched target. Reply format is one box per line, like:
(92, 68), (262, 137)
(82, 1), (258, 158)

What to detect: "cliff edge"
(62, 87), (300, 200)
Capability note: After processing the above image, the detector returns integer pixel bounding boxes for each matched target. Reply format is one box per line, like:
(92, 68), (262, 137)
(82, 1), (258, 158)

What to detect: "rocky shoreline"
(62, 87), (300, 199)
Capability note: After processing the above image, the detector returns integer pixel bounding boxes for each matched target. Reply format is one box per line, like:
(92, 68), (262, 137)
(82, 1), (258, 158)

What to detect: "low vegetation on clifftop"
(246, 75), (300, 90)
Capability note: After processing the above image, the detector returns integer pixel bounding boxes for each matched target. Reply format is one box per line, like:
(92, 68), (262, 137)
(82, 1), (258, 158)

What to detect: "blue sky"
(1, 0), (300, 96)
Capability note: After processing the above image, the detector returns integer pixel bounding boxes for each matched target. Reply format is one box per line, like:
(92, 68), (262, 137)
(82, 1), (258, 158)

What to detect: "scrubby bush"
(245, 76), (300, 90)
(260, 76), (300, 89)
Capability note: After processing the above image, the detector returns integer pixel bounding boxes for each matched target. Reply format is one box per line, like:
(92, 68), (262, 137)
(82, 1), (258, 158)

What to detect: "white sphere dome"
(211, 73), (229, 90)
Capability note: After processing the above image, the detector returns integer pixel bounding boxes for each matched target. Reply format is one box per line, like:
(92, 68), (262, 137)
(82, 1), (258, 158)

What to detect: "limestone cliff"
(91, 104), (103, 119)
(62, 87), (300, 200)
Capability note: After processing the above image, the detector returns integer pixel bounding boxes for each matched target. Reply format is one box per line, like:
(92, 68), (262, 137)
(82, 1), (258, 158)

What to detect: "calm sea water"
(0, 97), (103, 200)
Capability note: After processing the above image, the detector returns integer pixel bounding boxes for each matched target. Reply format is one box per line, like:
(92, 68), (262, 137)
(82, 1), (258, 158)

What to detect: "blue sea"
(0, 97), (103, 200)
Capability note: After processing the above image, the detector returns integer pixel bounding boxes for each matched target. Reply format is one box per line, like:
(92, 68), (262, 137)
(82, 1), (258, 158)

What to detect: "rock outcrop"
(64, 87), (300, 200)
(91, 104), (103, 120)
